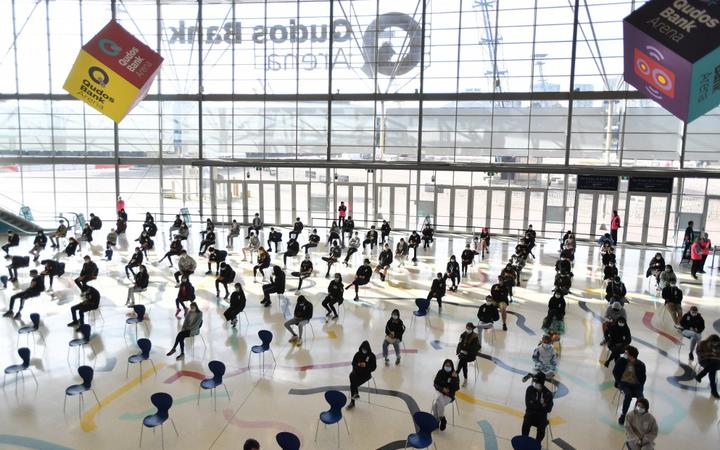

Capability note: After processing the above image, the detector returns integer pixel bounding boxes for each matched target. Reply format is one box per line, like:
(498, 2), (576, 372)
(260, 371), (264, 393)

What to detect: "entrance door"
(452, 188), (470, 232)
(703, 197), (720, 238)
(262, 183), (276, 225)
(229, 181), (246, 223)
(278, 183), (293, 225)
(508, 190), (526, 235)
(573, 191), (618, 240)
(246, 182), (261, 224)
(294, 183), (310, 223)
(624, 194), (670, 244)
(214, 182), (230, 222)
(470, 188), (489, 231)
(335, 184), (367, 228)
(377, 185), (410, 230)
(489, 190), (508, 233)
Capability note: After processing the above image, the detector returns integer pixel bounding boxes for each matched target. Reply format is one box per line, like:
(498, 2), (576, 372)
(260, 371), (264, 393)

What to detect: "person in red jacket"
(699, 232), (712, 274)
(690, 238), (705, 279)
(610, 210), (621, 245)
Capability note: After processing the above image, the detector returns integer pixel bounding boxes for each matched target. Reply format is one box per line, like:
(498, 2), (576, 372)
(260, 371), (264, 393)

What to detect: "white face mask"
(690, 312), (698, 317)
(444, 366), (452, 373)
(618, 323), (625, 327)
(533, 383), (543, 390)
(543, 343), (552, 349)
(361, 349), (368, 355)
(635, 407), (646, 414)
(466, 328), (474, 333)
(392, 315), (399, 320)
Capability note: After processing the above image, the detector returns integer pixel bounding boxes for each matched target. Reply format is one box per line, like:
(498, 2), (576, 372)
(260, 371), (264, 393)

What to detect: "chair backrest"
(413, 411), (438, 434)
(150, 392), (173, 420)
(415, 298), (430, 312)
(258, 330), (273, 349)
(324, 390), (347, 411)
(78, 324), (91, 342)
(133, 304), (146, 321)
(208, 360), (226, 384)
(30, 313), (40, 330)
(190, 320), (203, 337)
(137, 338), (152, 359)
(78, 365), (94, 388)
(275, 432), (301, 450)
(510, 435), (542, 450)
(18, 347), (31, 368)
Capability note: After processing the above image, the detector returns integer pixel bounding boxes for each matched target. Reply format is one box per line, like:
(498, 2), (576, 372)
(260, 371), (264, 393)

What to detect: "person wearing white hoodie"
(624, 398), (658, 450)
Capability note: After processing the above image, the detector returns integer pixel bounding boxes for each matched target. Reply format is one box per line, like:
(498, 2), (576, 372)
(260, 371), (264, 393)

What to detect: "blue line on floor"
(477, 420), (498, 450)
(0, 435), (73, 450)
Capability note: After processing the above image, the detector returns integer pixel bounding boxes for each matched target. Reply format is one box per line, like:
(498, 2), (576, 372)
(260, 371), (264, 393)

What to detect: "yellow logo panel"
(63, 49), (140, 123)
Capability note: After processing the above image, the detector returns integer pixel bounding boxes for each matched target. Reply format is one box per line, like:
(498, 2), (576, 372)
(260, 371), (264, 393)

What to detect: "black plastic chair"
(17, 313), (45, 347)
(315, 390), (349, 447)
(64, 365), (100, 419)
(410, 298), (431, 328)
(247, 330), (276, 374)
(276, 431), (301, 450)
(127, 338), (157, 381)
(197, 360), (230, 411)
(68, 323), (96, 365)
(404, 411), (438, 449)
(125, 304), (149, 340)
(3, 347), (38, 392)
(140, 392), (178, 450)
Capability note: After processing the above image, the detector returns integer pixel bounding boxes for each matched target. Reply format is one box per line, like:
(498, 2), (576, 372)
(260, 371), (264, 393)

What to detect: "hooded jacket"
(178, 254), (197, 273)
(433, 361), (460, 399)
(351, 341), (377, 378)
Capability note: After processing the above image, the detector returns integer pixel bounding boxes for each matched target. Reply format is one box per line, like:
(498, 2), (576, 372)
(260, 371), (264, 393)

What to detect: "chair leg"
(63, 394), (68, 412)
(161, 423), (165, 450)
(170, 418), (179, 436)
(223, 384), (230, 400)
(29, 368), (38, 387)
(197, 386), (202, 406)
(150, 359), (157, 376)
(139, 423), (144, 448)
(314, 418), (320, 442)
(92, 389), (100, 406)
(343, 416), (350, 435)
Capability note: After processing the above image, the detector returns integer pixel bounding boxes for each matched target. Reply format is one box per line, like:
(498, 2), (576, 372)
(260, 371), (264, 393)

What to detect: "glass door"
(294, 183), (310, 223)
(489, 190), (508, 233)
(229, 181), (246, 223)
(471, 188), (489, 231)
(528, 190), (545, 231)
(647, 196), (669, 244)
(435, 186), (452, 232)
(625, 195), (647, 243)
(573, 191), (617, 240)
(214, 181), (230, 223)
(452, 188), (469, 232)
(278, 183), (293, 225)
(246, 182), (261, 224)
(351, 185), (367, 228)
(508, 190), (526, 235)
(624, 194), (670, 244)
(262, 183), (277, 225)
(703, 197), (720, 237)
(393, 186), (409, 230)
(378, 186), (391, 224)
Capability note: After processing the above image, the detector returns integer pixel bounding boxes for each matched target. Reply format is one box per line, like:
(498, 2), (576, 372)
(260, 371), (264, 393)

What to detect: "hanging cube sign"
(63, 20), (163, 123)
(623, 0), (720, 122)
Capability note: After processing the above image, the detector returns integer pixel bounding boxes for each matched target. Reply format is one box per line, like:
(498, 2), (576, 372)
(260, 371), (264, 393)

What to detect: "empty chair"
(404, 412), (438, 450)
(125, 304), (149, 339)
(127, 338), (157, 381)
(64, 365), (100, 419)
(197, 360), (230, 411)
(68, 323), (96, 365)
(17, 313), (45, 347)
(276, 431), (301, 450)
(3, 347), (38, 392)
(510, 435), (542, 450)
(315, 390), (350, 447)
(410, 298), (431, 328)
(140, 392), (179, 450)
(247, 330), (276, 374)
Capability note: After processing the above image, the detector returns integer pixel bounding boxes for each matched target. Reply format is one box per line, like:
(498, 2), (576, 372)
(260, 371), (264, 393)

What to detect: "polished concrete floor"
(0, 224), (718, 450)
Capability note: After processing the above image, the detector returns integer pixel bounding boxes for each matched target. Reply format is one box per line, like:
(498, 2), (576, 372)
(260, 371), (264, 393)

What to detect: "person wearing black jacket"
(136, 231), (154, 258)
(342, 216), (354, 245)
(432, 359), (460, 430)
(125, 247), (144, 279)
(4, 269), (44, 319)
(556, 256), (572, 276)
(477, 296), (500, 347)
(292, 254), (313, 292)
(284, 295), (313, 345)
(261, 265), (285, 307)
(444, 255), (460, 292)
(283, 238), (300, 268)
(362, 226), (378, 251)
(322, 241), (342, 277)
(408, 231), (420, 262)
(347, 340), (377, 410)
(68, 285), (101, 327)
(380, 220), (391, 244)
(374, 243), (393, 282)
(89, 213), (102, 230)
(604, 317), (632, 367)
(56, 237), (79, 259)
(117, 208), (128, 221)
(603, 261), (618, 281)
(116, 216), (128, 235)
(253, 248), (271, 280)
(267, 227), (282, 253)
(679, 306), (705, 360)
(382, 309), (405, 365)
(7, 256), (29, 282)
(421, 224), (434, 249)
(461, 244), (475, 277)
(169, 215), (183, 239)
(3, 231), (19, 256)
(74, 255), (98, 291)
(29, 230), (48, 262)
(645, 253), (665, 281)
(223, 283), (247, 328)
(322, 274), (344, 320)
(215, 262), (236, 299)
(427, 272), (446, 310)
(158, 237), (183, 267)
(207, 247), (228, 275)
(345, 259), (372, 301)
(456, 322), (481, 386)
(548, 291), (566, 320)
(40, 258), (64, 291)
(79, 223), (93, 247)
(521, 372), (554, 443)
(327, 221), (341, 245)
(613, 345), (647, 425)
(199, 230), (216, 256)
(490, 277), (510, 330)
(605, 277), (627, 303)
(288, 218), (304, 241)
(302, 229), (320, 254)
(126, 264), (149, 306)
(174, 276), (196, 317)
(662, 281), (683, 326)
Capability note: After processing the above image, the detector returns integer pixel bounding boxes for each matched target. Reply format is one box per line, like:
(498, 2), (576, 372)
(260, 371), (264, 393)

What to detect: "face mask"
(618, 323), (625, 327)
(635, 407), (646, 414)
(392, 314), (399, 320)
(361, 349), (368, 355)
(444, 366), (452, 373)
(620, 354), (628, 359)
(466, 328), (474, 333)
(691, 312), (697, 317)
(533, 383), (543, 390)
(554, 294), (560, 298)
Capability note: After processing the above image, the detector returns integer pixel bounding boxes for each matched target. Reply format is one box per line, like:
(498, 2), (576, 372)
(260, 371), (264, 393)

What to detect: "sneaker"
(599, 339), (606, 346)
(263, 302), (271, 308)
(174, 283), (181, 288)
(502, 323), (508, 331)
(176, 353), (184, 360)
(346, 400), (355, 410)
(289, 336), (298, 343)
(215, 292), (220, 298)
(13, 312), (20, 319)
(3, 311), (13, 317)
(439, 417), (447, 431)
(522, 373), (532, 382)
(67, 320), (79, 327)
(395, 357), (401, 365)
(354, 296), (359, 302)
(712, 391), (720, 399)
(175, 309), (181, 318)
(618, 414), (625, 425)
(385, 358), (390, 365)
(224, 293), (229, 299)
(695, 374), (703, 383)
(166, 349), (176, 356)
(673, 324), (683, 330)
(295, 339), (302, 346)
(352, 394), (360, 400)
(462, 379), (468, 387)
(205, 271), (212, 275)
(689, 352), (694, 361)
(231, 318), (238, 328)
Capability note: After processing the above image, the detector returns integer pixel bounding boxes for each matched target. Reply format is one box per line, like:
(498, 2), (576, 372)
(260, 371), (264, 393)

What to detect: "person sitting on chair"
(125, 247), (144, 279)
(362, 226), (378, 252)
(346, 340), (377, 410)
(382, 309), (405, 365)
(49, 220), (68, 248)
(456, 322), (480, 387)
(605, 276), (627, 303)
(322, 241), (342, 278)
(68, 285), (101, 328)
(476, 296), (499, 348)
(242, 232), (260, 261)
(327, 221), (341, 246)
(374, 243), (393, 282)
(408, 230), (421, 262)
(345, 259), (372, 302)
(380, 220), (391, 244)
(74, 255), (98, 291)
(207, 247), (228, 275)
(173, 250), (196, 285)
(302, 229), (320, 254)
(284, 295), (313, 346)
(166, 301), (202, 360)
(3, 269), (44, 319)
(223, 283), (247, 328)
(40, 258), (64, 292)
(29, 231), (47, 262)
(444, 255), (460, 292)
(292, 254), (313, 292)
(679, 306), (705, 361)
(158, 237), (183, 267)
(613, 345), (647, 426)
(522, 334), (558, 382)
(658, 265), (676, 291)
(174, 276), (196, 317)
(321, 273), (344, 320)
(395, 238), (409, 268)
(253, 247), (271, 281)
(227, 219), (240, 249)
(267, 227), (282, 253)
(79, 223), (93, 247)
(283, 237), (300, 268)
(2, 231), (19, 257)
(604, 317), (632, 367)
(601, 301), (626, 345)
(645, 253), (665, 283)
(246, 213), (263, 238)
(342, 216), (355, 246)
(7, 255), (29, 282)
(136, 231), (154, 258)
(427, 272), (446, 311)
(215, 262), (236, 299)
(169, 215), (183, 238)
(344, 232), (361, 266)
(126, 264), (149, 307)
(521, 372), (554, 443)
(431, 359), (459, 431)
(89, 213), (102, 231)
(198, 229), (216, 257)
(260, 265), (285, 307)
(624, 398), (658, 450)
(175, 223), (190, 241)
(421, 223), (434, 249)
(288, 217), (304, 241)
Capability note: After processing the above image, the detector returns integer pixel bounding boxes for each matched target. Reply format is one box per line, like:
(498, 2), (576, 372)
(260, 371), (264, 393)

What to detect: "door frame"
(376, 183), (411, 230)
(573, 190), (619, 240)
(334, 183), (368, 228)
(624, 193), (671, 244)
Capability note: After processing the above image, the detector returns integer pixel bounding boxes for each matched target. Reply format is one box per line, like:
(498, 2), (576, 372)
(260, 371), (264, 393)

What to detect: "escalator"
(0, 206), (46, 234)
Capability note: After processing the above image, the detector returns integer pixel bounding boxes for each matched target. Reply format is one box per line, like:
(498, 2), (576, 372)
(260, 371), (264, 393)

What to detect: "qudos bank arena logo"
(361, 12), (422, 77)
(633, 45), (676, 100)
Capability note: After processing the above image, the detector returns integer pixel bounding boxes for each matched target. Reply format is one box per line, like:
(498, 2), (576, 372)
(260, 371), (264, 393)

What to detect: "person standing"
(624, 398), (658, 450)
(679, 306), (705, 361)
(166, 302), (202, 360)
(610, 210), (621, 245)
(521, 372), (554, 443)
(346, 341), (377, 409)
(699, 232), (712, 273)
(683, 221), (695, 259)
(382, 309), (405, 365)
(431, 359), (460, 431)
(116, 196), (125, 213)
(690, 238), (703, 279)
(695, 334), (720, 399)
(613, 345), (647, 425)
(338, 201), (347, 228)
(456, 322), (480, 386)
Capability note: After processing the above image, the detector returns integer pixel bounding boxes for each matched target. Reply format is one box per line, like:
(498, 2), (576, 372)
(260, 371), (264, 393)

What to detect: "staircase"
(0, 206), (46, 234)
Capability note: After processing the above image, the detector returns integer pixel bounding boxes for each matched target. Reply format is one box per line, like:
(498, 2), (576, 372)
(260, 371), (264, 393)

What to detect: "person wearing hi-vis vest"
(610, 210), (621, 245)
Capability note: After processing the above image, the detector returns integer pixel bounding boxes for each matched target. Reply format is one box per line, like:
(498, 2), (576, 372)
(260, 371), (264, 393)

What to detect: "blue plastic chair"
(68, 323), (96, 365)
(64, 365), (100, 419)
(17, 313), (45, 347)
(410, 298), (431, 328)
(247, 330), (276, 374)
(127, 338), (157, 381)
(276, 431), (301, 450)
(511, 435), (542, 450)
(315, 390), (349, 447)
(404, 412), (438, 449)
(125, 304), (149, 339)
(3, 347), (38, 392)
(140, 392), (179, 450)
(197, 360), (230, 410)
